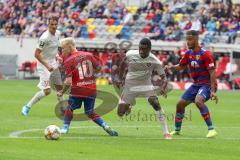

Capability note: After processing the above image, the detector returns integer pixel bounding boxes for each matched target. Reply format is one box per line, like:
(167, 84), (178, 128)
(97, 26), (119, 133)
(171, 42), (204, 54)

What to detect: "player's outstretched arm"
(57, 77), (71, 96)
(35, 48), (53, 72)
(209, 69), (218, 104)
(165, 64), (186, 73)
(118, 57), (128, 87)
(159, 74), (169, 98)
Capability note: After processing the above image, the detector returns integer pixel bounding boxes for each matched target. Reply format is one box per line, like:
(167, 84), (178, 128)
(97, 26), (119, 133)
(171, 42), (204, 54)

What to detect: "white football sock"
(27, 90), (46, 108)
(156, 109), (169, 134)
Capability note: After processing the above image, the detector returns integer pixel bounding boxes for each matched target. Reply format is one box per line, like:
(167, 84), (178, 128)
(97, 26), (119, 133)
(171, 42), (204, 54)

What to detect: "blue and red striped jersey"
(179, 48), (215, 85)
(64, 51), (101, 97)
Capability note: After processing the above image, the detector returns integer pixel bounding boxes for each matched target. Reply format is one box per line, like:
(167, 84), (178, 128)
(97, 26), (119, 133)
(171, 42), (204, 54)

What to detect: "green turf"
(0, 80), (240, 160)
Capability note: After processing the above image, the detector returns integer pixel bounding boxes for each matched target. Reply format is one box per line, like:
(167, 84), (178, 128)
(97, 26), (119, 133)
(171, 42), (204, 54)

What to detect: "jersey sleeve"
(125, 50), (133, 61)
(155, 63), (165, 75)
(36, 36), (47, 50)
(179, 53), (188, 66)
(91, 55), (102, 69)
(153, 55), (165, 75)
(203, 51), (215, 70)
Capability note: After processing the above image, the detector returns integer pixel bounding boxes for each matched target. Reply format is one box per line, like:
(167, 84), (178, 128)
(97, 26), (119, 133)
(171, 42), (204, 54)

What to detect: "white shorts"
(37, 62), (62, 90)
(119, 80), (173, 106)
(119, 80), (156, 106)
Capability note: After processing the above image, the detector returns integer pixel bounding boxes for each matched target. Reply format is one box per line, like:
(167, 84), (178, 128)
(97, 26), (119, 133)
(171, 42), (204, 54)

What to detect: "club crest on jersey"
(39, 41), (45, 47)
(196, 55), (200, 60)
(146, 63), (152, 67)
(191, 61), (199, 68)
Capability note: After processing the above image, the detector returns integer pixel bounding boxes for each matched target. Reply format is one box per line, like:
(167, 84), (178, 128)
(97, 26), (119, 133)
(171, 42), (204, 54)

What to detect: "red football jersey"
(179, 48), (216, 85)
(64, 51), (101, 97)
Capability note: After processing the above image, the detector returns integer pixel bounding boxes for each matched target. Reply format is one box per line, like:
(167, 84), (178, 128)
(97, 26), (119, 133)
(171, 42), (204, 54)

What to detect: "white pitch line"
(1, 136), (240, 141)
(6, 125), (240, 140)
(9, 129), (42, 138)
(136, 137), (240, 140)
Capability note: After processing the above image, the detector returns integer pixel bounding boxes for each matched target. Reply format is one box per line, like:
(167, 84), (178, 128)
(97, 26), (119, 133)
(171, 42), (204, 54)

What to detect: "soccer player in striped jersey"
(166, 30), (218, 138)
(57, 37), (118, 136)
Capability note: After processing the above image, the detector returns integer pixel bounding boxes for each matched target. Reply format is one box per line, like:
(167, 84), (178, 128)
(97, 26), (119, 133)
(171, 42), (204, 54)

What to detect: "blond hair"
(60, 37), (76, 47)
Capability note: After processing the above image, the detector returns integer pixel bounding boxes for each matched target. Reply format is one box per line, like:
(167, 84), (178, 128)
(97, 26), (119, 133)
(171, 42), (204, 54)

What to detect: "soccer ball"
(44, 125), (61, 140)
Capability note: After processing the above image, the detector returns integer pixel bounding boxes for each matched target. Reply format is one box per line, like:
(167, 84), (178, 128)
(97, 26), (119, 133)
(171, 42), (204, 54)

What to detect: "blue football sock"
(88, 112), (107, 128)
(199, 105), (214, 130)
(64, 107), (73, 126)
(175, 112), (185, 131)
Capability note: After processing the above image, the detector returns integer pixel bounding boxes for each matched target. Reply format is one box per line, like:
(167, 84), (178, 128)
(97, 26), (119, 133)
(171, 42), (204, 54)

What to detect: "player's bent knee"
(117, 105), (126, 117)
(44, 88), (51, 96)
(195, 99), (204, 108)
(148, 96), (160, 110)
(117, 108), (125, 117)
(117, 111), (125, 117)
(176, 100), (187, 109)
(148, 96), (158, 105)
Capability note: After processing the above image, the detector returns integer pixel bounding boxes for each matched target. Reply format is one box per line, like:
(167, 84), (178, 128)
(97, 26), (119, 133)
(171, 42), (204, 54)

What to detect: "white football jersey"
(36, 30), (61, 68)
(125, 50), (165, 81)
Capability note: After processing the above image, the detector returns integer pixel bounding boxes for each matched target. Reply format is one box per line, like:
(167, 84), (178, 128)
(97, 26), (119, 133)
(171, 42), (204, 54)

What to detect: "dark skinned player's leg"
(148, 96), (171, 137)
(55, 84), (63, 91)
(117, 90), (133, 117)
(117, 103), (131, 117)
(173, 99), (191, 133)
(194, 85), (215, 131)
(194, 85), (217, 138)
(195, 95), (214, 130)
(171, 84), (196, 135)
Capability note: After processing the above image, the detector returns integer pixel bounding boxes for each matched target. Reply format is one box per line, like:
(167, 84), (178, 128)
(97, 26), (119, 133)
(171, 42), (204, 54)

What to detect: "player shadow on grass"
(54, 89), (119, 121)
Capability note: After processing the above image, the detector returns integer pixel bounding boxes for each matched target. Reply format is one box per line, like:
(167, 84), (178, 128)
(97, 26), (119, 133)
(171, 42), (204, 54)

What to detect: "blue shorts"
(181, 84), (211, 102)
(68, 96), (95, 115)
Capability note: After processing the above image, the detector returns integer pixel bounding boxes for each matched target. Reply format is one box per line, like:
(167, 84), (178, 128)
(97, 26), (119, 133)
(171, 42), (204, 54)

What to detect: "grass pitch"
(0, 80), (240, 160)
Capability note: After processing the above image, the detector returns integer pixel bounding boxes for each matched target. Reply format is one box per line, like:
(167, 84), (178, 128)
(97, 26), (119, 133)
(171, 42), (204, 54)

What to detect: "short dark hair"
(187, 30), (199, 37)
(48, 15), (59, 23)
(139, 38), (151, 47)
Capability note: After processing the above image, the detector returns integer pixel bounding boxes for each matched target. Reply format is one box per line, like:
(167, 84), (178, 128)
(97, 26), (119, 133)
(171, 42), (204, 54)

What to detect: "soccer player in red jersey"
(165, 30), (218, 138)
(57, 37), (118, 136)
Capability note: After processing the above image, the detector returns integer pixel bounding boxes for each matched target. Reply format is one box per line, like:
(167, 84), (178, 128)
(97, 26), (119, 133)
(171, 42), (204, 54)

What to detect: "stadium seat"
(71, 12), (80, 20)
(106, 18), (115, 26)
(82, 31), (89, 39)
(174, 13), (183, 22)
(114, 19), (121, 25)
(146, 13), (155, 20)
(86, 18), (95, 25)
(80, 19), (87, 25)
(115, 25), (123, 33)
(122, 31), (131, 40)
(81, 25), (88, 32)
(89, 31), (96, 39)
(143, 25), (151, 33)
(127, 6), (138, 14)
(108, 25), (116, 33)
(20, 61), (37, 79)
(122, 25), (130, 32)
(87, 24), (96, 33)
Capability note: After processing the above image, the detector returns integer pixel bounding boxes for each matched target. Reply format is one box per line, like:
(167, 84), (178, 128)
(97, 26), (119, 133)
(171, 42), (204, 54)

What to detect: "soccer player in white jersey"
(117, 38), (172, 139)
(21, 16), (64, 116)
